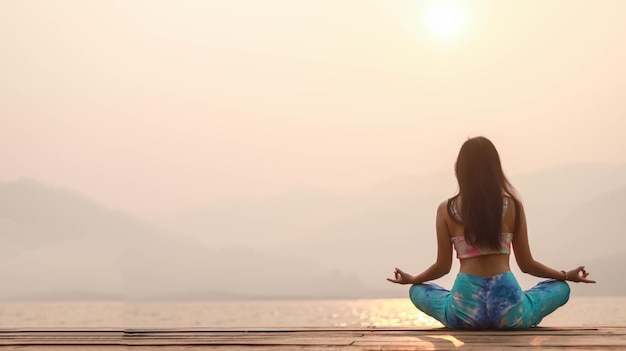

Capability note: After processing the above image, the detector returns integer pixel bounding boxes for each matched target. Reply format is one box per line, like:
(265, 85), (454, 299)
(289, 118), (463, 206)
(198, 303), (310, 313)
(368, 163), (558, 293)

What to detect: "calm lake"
(1, 297), (624, 329)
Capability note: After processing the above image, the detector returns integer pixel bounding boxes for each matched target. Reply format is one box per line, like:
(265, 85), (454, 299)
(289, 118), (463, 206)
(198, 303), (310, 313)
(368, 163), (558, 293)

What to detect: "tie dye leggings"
(409, 272), (570, 329)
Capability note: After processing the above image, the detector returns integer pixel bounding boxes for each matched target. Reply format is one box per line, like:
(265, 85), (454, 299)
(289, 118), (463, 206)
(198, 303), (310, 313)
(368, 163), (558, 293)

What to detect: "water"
(0, 297), (624, 329)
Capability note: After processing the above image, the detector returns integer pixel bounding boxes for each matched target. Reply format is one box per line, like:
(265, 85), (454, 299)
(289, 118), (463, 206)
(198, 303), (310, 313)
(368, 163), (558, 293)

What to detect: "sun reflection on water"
(0, 297), (624, 329)
(344, 298), (443, 328)
(0, 299), (445, 329)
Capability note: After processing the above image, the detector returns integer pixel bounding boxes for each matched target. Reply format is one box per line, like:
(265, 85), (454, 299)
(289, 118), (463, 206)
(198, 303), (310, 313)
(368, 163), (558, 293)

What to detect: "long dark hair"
(454, 137), (519, 249)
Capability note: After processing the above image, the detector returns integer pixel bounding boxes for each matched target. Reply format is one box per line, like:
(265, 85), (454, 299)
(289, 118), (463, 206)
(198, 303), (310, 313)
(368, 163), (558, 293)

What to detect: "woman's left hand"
(387, 268), (416, 285)
(567, 266), (596, 283)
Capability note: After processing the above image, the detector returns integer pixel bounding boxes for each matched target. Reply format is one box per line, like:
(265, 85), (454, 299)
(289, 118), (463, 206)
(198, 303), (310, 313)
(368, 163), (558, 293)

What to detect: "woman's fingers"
(387, 268), (401, 283)
(579, 275), (596, 283)
(386, 275), (399, 283)
(581, 267), (590, 279)
(387, 268), (412, 284)
(570, 266), (596, 283)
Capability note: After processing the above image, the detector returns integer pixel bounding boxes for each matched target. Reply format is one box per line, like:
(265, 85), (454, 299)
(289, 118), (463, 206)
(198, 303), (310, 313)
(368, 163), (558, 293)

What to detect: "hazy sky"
(2, 0), (626, 215)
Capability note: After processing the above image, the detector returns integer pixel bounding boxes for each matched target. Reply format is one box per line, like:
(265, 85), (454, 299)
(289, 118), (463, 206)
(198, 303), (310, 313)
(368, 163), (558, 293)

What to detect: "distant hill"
(529, 186), (626, 261)
(512, 163), (626, 209)
(511, 163), (626, 261)
(2, 162), (624, 300)
(0, 179), (380, 300)
(157, 163), (626, 296)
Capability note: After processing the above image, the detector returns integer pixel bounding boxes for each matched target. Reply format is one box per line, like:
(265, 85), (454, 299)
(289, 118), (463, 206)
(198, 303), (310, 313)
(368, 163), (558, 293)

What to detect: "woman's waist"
(454, 270), (520, 290)
(458, 256), (511, 278)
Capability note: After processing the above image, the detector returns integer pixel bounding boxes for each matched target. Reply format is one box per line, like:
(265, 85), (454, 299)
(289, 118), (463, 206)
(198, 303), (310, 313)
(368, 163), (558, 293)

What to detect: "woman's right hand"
(387, 268), (417, 285)
(567, 266), (596, 283)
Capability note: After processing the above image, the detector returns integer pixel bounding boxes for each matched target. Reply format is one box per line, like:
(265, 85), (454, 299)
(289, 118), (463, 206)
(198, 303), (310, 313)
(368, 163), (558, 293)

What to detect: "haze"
(1, 1), (625, 299)
(3, 0), (626, 214)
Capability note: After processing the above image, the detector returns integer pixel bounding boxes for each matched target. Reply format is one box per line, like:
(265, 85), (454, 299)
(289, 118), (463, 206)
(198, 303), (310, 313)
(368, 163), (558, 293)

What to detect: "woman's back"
(446, 195), (517, 278)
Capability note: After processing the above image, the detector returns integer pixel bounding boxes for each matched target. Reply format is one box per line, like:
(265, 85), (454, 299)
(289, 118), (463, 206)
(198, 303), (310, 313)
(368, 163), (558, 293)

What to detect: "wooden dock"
(1, 327), (625, 350)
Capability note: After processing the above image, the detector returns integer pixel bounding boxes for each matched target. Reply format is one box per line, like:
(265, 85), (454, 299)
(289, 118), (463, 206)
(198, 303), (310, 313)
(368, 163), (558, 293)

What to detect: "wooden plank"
(357, 327), (626, 349)
(0, 327), (624, 350)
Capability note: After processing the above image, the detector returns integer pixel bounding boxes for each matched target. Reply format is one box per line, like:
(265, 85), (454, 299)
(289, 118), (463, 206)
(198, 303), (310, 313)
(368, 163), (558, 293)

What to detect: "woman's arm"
(512, 201), (596, 283)
(388, 201), (453, 285)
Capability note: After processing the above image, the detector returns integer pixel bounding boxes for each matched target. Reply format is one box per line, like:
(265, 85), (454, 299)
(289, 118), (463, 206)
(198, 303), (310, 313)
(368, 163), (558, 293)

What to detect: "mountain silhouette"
(0, 179), (378, 300)
(158, 163), (626, 296)
(2, 162), (624, 300)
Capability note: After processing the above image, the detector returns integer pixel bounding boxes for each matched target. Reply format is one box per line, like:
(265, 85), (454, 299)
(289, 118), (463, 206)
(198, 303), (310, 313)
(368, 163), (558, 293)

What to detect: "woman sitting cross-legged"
(387, 136), (595, 329)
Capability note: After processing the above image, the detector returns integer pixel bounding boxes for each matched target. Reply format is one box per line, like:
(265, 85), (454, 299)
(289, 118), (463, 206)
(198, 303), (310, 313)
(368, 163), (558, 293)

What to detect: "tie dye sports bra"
(447, 196), (515, 259)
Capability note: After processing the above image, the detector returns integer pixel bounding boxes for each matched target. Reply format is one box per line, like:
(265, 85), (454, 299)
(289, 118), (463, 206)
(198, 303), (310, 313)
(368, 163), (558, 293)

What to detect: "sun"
(423, 1), (467, 38)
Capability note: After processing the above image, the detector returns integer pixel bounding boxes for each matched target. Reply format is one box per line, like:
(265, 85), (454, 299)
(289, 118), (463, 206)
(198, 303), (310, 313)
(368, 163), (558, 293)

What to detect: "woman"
(387, 137), (595, 329)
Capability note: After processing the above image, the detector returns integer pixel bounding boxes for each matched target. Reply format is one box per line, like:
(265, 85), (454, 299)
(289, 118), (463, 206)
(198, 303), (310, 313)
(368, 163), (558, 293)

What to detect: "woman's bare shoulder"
(438, 198), (450, 212)
(437, 198), (453, 221)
